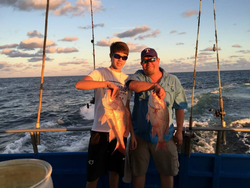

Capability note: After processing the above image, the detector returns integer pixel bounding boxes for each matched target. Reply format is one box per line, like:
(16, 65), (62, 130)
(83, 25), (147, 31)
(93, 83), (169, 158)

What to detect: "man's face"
(110, 52), (128, 72)
(141, 56), (160, 76)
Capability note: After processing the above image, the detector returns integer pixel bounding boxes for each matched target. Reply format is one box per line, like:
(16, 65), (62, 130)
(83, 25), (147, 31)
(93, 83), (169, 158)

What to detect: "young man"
(127, 48), (187, 188)
(75, 41), (136, 188)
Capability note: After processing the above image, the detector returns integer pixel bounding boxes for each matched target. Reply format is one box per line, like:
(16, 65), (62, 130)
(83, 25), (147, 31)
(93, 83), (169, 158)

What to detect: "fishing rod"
(36, 0), (50, 145)
(88, 0), (95, 107)
(184, 0), (202, 157)
(90, 0), (96, 70)
(212, 0), (226, 153)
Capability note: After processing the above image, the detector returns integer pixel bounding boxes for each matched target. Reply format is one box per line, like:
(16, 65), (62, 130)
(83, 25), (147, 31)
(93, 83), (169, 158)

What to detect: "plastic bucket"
(0, 158), (53, 188)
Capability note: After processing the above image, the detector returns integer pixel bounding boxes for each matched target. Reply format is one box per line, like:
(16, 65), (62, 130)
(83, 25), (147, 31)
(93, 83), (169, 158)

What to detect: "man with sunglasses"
(126, 48), (187, 188)
(75, 41), (137, 188)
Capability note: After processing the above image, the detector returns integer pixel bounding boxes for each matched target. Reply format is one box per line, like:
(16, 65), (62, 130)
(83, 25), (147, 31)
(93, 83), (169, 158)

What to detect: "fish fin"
(109, 129), (116, 142)
(113, 142), (126, 156)
(98, 114), (107, 125)
(156, 141), (168, 152)
(152, 124), (160, 137)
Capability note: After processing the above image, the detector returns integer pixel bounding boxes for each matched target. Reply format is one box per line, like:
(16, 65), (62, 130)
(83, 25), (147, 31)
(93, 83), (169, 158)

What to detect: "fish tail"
(156, 141), (167, 152)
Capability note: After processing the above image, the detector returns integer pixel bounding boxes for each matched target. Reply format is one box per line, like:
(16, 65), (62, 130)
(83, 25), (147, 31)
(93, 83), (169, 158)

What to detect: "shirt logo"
(145, 48), (150, 53)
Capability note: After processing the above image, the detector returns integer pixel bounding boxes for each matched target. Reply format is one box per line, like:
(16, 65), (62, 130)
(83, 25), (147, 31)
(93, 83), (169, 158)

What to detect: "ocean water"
(0, 70), (249, 154)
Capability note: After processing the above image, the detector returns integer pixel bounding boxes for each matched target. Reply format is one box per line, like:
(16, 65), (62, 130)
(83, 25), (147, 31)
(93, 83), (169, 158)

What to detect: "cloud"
(53, 1), (79, 16)
(53, 0), (105, 16)
(78, 23), (105, 29)
(76, 0), (104, 12)
(58, 36), (79, 42)
(176, 43), (184, 45)
(170, 30), (177, 34)
(134, 29), (160, 40)
(230, 55), (240, 58)
(27, 30), (43, 38)
(0, 43), (18, 49)
(57, 47), (78, 53)
(96, 38), (121, 46)
(114, 25), (151, 38)
(2, 49), (40, 58)
(236, 50), (250, 54)
(19, 37), (56, 50)
(0, 62), (9, 69)
(126, 42), (147, 53)
(38, 46), (79, 54)
(178, 32), (186, 35)
(181, 10), (198, 18)
(13, 63), (25, 68)
(59, 60), (88, 66)
(232, 44), (242, 48)
(201, 46), (221, 51)
(0, 0), (104, 17)
(0, 0), (64, 11)
(28, 57), (53, 62)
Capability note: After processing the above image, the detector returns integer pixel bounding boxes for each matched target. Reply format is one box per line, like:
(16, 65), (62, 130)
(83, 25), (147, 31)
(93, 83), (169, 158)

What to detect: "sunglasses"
(114, 54), (128, 60)
(141, 58), (156, 64)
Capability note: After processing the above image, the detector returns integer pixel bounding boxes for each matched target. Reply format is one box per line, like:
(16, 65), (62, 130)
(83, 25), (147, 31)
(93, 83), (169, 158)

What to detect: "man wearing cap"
(126, 48), (187, 188)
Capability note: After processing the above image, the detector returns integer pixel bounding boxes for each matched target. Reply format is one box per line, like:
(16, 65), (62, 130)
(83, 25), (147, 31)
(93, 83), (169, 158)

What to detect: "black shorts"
(86, 131), (127, 182)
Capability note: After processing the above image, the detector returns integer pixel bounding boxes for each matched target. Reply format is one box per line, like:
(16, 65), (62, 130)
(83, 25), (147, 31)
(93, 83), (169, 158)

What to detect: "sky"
(0, 0), (249, 78)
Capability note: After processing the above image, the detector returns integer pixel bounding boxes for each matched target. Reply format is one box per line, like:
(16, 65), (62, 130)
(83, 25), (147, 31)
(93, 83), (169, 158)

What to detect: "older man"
(127, 48), (187, 188)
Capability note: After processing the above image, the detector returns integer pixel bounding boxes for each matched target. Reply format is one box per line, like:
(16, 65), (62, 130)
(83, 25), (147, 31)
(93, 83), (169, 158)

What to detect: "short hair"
(110, 42), (129, 56)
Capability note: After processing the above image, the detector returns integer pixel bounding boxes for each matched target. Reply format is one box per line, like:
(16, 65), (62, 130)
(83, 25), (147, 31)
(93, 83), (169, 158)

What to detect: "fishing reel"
(209, 108), (226, 118)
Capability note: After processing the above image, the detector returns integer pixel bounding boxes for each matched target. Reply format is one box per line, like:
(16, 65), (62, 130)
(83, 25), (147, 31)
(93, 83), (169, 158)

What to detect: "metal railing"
(1, 126), (250, 155)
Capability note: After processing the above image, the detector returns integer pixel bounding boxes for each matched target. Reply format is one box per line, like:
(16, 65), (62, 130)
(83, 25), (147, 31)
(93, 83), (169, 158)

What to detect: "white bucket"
(0, 158), (53, 188)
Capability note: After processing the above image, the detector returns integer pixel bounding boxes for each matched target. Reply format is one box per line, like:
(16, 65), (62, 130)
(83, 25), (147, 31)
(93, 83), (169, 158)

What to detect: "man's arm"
(128, 80), (165, 99)
(173, 109), (184, 147)
(75, 76), (120, 98)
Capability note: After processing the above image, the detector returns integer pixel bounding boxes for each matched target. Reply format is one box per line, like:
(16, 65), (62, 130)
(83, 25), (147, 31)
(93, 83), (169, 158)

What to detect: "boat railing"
(1, 126), (250, 155)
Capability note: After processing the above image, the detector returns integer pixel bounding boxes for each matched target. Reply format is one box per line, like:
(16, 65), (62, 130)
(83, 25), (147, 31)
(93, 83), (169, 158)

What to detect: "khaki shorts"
(130, 136), (179, 176)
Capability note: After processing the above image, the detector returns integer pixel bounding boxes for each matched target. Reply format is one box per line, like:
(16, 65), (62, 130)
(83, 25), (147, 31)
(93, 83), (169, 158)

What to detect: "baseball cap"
(141, 48), (158, 59)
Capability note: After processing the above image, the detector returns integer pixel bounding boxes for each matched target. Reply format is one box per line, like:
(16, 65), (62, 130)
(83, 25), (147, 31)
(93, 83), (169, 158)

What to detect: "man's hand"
(107, 81), (120, 99)
(173, 130), (183, 147)
(130, 134), (137, 150)
(154, 84), (166, 99)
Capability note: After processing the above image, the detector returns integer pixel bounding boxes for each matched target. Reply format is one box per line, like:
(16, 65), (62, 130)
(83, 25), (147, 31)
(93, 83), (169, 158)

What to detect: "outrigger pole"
(184, 0), (202, 157)
(36, 0), (50, 145)
(213, 0), (226, 154)
(88, 0), (96, 106)
(90, 0), (96, 70)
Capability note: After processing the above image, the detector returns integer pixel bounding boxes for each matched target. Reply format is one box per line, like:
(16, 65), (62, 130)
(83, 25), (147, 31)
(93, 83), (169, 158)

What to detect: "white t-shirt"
(88, 67), (131, 132)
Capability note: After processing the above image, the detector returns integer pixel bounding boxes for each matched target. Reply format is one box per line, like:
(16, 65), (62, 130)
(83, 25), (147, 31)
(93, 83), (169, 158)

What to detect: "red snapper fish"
(100, 89), (129, 156)
(146, 90), (169, 151)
